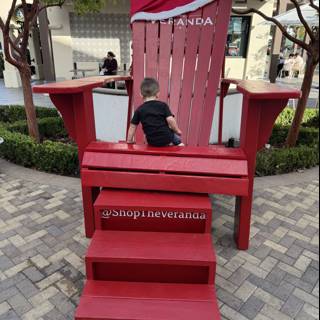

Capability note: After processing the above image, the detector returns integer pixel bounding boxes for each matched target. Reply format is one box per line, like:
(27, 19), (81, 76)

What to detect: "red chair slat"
(199, 0), (233, 145)
(86, 141), (247, 159)
(158, 22), (173, 103)
(82, 152), (248, 176)
(169, 23), (187, 116)
(132, 22), (146, 143)
(187, 3), (218, 145)
(177, 8), (203, 144)
(146, 22), (159, 80)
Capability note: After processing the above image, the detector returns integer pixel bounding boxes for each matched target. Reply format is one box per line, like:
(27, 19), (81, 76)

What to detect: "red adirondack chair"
(34, 0), (299, 250)
(34, 1), (300, 318)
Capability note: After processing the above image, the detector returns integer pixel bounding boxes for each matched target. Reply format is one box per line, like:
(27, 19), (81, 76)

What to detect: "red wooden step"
(86, 230), (216, 284)
(94, 189), (212, 233)
(75, 281), (221, 320)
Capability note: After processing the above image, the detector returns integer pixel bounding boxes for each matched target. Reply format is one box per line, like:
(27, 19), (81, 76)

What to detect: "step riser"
(75, 281), (221, 320)
(86, 261), (215, 284)
(94, 207), (212, 234)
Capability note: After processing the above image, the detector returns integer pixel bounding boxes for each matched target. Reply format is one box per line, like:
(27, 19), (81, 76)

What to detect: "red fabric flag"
(131, 0), (215, 22)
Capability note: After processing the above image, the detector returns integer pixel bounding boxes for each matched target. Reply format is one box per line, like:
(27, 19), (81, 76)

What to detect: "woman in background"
(101, 51), (118, 76)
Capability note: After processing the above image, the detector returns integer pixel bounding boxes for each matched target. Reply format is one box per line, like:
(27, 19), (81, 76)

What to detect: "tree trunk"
(19, 65), (40, 143)
(286, 55), (318, 147)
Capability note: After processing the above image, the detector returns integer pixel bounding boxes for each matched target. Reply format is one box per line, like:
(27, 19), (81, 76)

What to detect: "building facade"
(0, 0), (275, 87)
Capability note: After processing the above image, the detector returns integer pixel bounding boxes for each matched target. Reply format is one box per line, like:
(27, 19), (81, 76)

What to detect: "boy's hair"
(140, 78), (160, 98)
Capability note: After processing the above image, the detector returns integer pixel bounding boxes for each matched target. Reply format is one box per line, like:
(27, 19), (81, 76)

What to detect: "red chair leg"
(82, 186), (100, 238)
(234, 194), (253, 250)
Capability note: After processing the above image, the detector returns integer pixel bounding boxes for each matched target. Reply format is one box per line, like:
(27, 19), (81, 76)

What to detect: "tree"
(0, 0), (105, 142)
(233, 0), (319, 147)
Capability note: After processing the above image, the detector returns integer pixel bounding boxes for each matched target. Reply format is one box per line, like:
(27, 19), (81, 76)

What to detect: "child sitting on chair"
(127, 78), (184, 147)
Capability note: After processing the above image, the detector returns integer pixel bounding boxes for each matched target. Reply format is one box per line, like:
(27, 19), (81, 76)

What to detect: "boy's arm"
(127, 124), (137, 144)
(166, 116), (182, 135)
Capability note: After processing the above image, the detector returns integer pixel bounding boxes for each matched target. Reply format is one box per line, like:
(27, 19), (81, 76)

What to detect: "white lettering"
(196, 18), (203, 25)
(205, 17), (214, 26)
(134, 211), (141, 220)
(177, 18), (185, 26)
(101, 210), (112, 219)
(187, 18), (195, 26)
(200, 213), (207, 220)
(101, 209), (208, 221)
(193, 212), (200, 220)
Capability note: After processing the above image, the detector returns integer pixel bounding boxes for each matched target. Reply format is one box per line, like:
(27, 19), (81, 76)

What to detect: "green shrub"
(0, 105), (59, 123)
(6, 117), (67, 139)
(256, 145), (319, 177)
(270, 126), (319, 147)
(0, 124), (78, 176)
(303, 111), (319, 128)
(35, 141), (79, 175)
(276, 108), (319, 128)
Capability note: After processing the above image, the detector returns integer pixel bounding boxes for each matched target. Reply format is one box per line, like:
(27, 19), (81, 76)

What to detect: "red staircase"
(75, 190), (221, 319)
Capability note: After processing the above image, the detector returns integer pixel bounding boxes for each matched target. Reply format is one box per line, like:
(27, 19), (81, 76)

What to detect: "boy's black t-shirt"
(131, 100), (174, 147)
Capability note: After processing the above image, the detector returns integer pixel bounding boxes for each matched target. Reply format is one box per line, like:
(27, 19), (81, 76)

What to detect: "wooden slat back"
(132, 0), (232, 146)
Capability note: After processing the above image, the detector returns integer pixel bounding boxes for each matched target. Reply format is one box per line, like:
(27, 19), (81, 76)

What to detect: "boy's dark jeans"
(172, 133), (182, 146)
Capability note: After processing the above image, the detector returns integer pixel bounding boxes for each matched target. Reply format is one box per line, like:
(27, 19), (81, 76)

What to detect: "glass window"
(226, 16), (251, 58)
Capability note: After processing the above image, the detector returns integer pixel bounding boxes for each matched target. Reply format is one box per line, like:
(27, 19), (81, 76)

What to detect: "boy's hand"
(176, 129), (182, 136)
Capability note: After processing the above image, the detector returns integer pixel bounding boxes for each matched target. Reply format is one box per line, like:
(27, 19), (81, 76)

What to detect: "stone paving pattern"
(0, 170), (318, 319)
(0, 80), (53, 108)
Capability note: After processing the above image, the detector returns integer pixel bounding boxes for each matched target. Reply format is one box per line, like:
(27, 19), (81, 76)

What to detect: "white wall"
(48, 0), (273, 81)
(94, 92), (243, 144)
(48, 0), (131, 80)
(227, 0), (274, 80)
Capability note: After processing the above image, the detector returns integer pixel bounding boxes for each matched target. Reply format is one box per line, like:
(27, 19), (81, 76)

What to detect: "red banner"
(131, 0), (215, 22)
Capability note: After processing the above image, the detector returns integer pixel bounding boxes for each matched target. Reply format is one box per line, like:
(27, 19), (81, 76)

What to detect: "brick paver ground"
(0, 164), (318, 320)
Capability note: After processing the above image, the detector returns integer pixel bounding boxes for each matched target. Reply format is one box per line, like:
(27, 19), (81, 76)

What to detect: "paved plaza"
(0, 80), (53, 108)
(0, 159), (318, 319)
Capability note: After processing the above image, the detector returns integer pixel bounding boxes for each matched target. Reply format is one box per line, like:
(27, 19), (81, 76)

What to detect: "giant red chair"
(34, 0), (300, 318)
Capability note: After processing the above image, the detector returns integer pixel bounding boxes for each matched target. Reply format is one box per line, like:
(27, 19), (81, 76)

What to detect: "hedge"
(256, 145), (319, 177)
(5, 117), (68, 140)
(0, 125), (79, 176)
(0, 105), (59, 123)
(270, 126), (319, 147)
(0, 105), (319, 177)
(276, 108), (319, 128)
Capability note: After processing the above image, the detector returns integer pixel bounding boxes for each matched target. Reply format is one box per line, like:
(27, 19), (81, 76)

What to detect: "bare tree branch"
(309, 0), (320, 13)
(5, 0), (18, 30)
(40, 0), (66, 12)
(20, 0), (31, 56)
(290, 0), (315, 40)
(232, 7), (311, 52)
(0, 17), (5, 31)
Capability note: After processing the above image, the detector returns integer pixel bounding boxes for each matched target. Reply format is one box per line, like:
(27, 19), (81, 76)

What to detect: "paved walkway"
(0, 159), (319, 320)
(0, 80), (53, 108)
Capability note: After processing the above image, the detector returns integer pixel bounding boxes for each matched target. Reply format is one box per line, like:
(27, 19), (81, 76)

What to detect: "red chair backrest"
(132, 0), (232, 146)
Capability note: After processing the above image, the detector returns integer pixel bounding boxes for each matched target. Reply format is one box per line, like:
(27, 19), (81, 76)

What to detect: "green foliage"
(6, 117), (67, 140)
(256, 146), (319, 177)
(275, 108), (319, 128)
(0, 124), (79, 176)
(42, 0), (106, 14)
(258, 108), (319, 176)
(270, 126), (319, 147)
(0, 105), (59, 123)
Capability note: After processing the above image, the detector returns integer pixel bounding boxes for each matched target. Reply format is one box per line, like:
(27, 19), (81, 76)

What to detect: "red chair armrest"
(33, 75), (133, 94)
(221, 78), (301, 100)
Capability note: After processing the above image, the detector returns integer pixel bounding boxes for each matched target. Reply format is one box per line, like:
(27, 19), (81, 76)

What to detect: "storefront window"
(226, 16), (251, 58)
